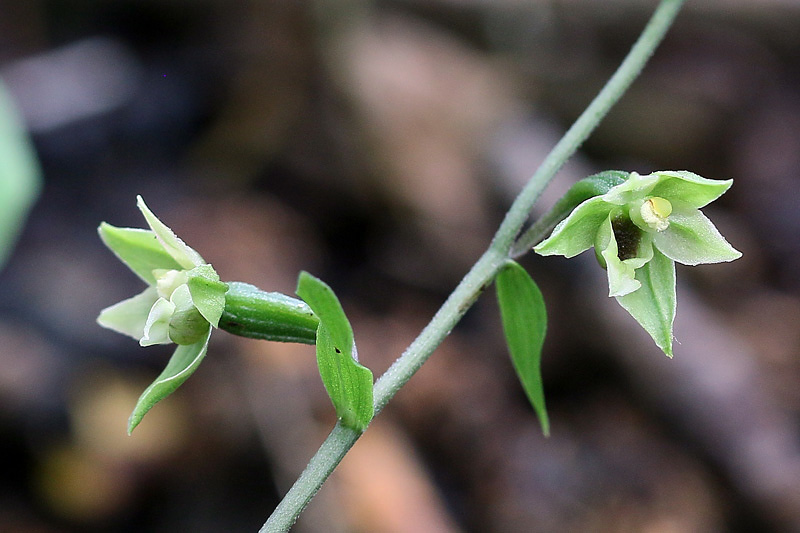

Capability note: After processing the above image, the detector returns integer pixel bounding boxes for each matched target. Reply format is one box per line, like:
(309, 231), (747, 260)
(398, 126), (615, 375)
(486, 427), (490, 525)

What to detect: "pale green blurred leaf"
(0, 80), (41, 270)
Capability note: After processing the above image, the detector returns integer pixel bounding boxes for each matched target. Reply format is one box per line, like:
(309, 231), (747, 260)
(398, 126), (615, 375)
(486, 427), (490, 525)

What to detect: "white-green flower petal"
(141, 297), (176, 346)
(535, 197), (613, 258)
(596, 216), (654, 297)
(653, 209), (742, 265)
(649, 171), (732, 209)
(97, 286), (159, 340)
(615, 248), (676, 357)
(601, 244), (640, 298)
(186, 265), (228, 327)
(136, 195), (205, 269)
(601, 172), (659, 205)
(98, 224), (184, 284)
(169, 283), (194, 310)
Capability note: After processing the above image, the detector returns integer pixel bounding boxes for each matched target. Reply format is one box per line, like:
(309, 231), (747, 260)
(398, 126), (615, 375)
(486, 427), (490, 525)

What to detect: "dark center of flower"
(612, 215), (640, 261)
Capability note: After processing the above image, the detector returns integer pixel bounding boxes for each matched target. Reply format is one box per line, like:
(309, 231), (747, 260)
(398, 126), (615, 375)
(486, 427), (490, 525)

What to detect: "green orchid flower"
(534, 171), (741, 356)
(97, 196), (228, 433)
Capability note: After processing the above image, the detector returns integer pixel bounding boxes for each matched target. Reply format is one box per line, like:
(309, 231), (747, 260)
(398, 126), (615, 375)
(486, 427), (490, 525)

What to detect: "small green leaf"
(615, 248), (676, 357)
(495, 260), (549, 436)
(296, 272), (353, 355)
(218, 282), (318, 344)
(128, 326), (212, 434)
(316, 323), (374, 431)
(296, 271), (373, 431)
(0, 80), (41, 270)
(98, 224), (184, 284)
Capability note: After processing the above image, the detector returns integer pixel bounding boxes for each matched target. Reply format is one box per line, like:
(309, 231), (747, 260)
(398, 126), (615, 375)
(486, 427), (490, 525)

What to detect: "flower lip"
(612, 215), (641, 261)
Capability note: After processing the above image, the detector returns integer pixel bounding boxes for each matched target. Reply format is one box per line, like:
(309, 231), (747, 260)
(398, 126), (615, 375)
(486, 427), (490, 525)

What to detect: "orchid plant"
(95, 1), (736, 531)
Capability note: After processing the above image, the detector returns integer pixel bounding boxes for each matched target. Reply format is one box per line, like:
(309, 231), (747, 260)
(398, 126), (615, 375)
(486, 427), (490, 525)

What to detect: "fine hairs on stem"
(262, 1), (687, 531)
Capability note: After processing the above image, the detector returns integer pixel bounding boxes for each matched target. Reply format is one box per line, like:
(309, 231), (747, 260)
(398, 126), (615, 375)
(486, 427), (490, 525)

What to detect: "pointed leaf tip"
(496, 261), (549, 436)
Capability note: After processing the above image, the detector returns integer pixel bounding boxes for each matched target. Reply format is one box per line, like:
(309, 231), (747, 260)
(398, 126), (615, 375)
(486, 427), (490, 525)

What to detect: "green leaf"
(615, 248), (676, 357)
(534, 196), (614, 258)
(186, 265), (229, 327)
(218, 282), (318, 344)
(0, 80), (42, 270)
(296, 272), (354, 355)
(316, 323), (374, 431)
(495, 261), (549, 436)
(296, 271), (373, 431)
(653, 209), (741, 266)
(98, 224), (184, 284)
(128, 326), (212, 434)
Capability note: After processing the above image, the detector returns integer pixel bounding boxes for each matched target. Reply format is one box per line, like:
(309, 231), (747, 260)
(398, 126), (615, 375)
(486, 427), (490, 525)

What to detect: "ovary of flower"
(640, 197), (672, 232)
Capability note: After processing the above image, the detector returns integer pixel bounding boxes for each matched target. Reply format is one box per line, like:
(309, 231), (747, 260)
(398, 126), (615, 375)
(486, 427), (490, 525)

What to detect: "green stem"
(262, 1), (685, 530)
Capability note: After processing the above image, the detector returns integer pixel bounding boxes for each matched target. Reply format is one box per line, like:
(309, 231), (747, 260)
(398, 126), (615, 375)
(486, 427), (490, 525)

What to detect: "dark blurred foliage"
(1, 1), (799, 532)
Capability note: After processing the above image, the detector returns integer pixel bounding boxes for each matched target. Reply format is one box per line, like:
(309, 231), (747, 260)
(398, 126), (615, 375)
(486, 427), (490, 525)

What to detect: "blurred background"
(1, 1), (799, 531)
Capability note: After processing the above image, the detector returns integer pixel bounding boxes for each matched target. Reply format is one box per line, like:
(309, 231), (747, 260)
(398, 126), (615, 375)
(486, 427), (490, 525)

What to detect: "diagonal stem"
(261, 1), (686, 530)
